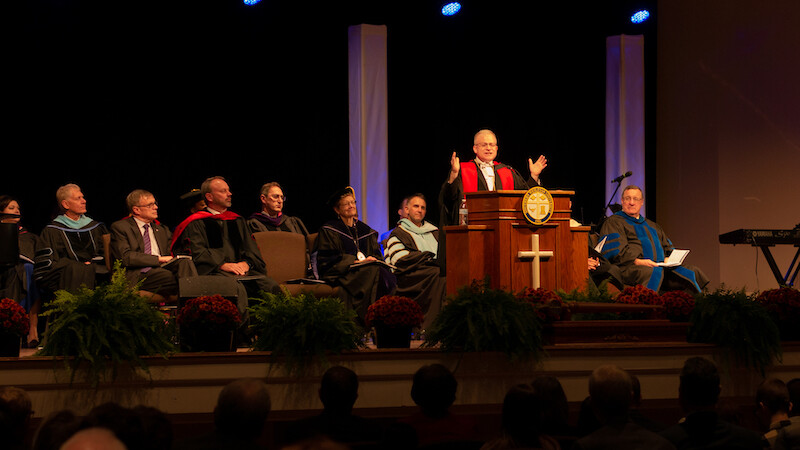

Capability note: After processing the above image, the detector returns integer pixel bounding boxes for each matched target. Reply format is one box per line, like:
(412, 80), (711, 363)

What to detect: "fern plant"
(423, 277), (545, 363)
(249, 291), (364, 375)
(37, 262), (176, 386)
(687, 286), (781, 376)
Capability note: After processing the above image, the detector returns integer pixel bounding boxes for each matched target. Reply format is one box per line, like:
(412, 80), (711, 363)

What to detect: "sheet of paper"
(594, 236), (608, 253)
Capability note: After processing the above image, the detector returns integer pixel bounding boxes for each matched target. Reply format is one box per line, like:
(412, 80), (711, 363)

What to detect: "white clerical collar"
(474, 158), (495, 169)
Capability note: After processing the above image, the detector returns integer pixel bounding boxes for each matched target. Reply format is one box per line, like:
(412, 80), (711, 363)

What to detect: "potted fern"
(688, 286), (781, 375)
(248, 291), (364, 375)
(423, 278), (545, 363)
(37, 262), (176, 386)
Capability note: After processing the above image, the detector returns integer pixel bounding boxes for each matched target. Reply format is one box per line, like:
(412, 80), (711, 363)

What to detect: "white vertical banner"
(606, 35), (646, 216)
(348, 24), (389, 234)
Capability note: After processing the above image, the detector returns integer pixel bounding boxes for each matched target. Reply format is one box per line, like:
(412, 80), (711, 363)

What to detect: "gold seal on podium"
(522, 186), (554, 225)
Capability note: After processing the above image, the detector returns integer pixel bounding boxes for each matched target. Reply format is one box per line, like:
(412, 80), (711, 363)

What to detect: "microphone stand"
(597, 180), (624, 231)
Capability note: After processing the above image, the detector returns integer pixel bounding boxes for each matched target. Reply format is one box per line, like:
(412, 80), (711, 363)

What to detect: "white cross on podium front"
(516, 234), (554, 288)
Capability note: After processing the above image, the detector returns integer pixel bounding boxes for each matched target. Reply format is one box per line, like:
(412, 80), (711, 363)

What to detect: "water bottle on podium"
(458, 197), (468, 225)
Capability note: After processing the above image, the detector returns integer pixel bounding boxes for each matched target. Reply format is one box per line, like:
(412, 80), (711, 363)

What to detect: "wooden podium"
(444, 190), (590, 295)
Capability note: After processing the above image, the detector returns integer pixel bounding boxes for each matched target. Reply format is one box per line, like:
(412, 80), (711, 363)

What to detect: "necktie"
(142, 224), (152, 273)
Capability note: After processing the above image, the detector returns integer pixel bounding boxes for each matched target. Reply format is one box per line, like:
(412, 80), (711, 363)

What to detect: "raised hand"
(528, 155), (548, 181)
(448, 151), (461, 184)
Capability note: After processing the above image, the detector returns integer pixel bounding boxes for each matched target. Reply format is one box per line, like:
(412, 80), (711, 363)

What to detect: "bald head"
(60, 427), (127, 450)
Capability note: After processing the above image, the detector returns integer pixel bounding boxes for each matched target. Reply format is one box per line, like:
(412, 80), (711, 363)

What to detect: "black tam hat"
(327, 186), (355, 208)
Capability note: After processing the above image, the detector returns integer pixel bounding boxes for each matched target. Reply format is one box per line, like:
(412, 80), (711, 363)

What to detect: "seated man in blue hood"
(384, 194), (446, 331)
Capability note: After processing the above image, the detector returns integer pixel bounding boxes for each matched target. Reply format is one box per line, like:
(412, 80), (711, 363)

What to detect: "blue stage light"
(243, 0), (262, 5)
(441, 2), (462, 16)
(631, 10), (650, 23)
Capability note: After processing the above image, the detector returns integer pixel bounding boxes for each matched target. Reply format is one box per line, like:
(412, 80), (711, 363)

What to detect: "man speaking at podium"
(438, 129), (548, 270)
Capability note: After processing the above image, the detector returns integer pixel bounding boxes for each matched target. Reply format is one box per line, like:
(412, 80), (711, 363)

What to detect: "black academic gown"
(171, 209), (279, 303)
(315, 219), (396, 322)
(384, 223), (446, 331)
(0, 226), (40, 311)
(34, 219), (109, 293)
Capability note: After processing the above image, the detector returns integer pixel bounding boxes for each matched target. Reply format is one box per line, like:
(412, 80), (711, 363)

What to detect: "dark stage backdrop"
(5, 0), (656, 236)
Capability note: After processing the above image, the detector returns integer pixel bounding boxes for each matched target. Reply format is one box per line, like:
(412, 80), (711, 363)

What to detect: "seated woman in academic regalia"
(0, 195), (41, 348)
(314, 187), (396, 323)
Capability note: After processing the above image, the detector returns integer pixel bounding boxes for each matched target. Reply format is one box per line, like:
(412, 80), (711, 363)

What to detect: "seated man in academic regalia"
(170, 176), (279, 313)
(383, 193), (446, 331)
(34, 184), (109, 294)
(598, 185), (709, 294)
(438, 128), (548, 270)
(248, 182), (312, 276)
(248, 182), (310, 237)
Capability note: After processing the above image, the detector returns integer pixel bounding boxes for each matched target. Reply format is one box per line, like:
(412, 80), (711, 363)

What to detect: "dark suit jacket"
(110, 216), (172, 268)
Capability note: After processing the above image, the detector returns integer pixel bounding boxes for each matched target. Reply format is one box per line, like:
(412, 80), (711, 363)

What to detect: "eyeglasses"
(339, 199), (357, 207)
(476, 143), (497, 149)
(622, 196), (642, 202)
(268, 195), (286, 201)
(136, 202), (158, 208)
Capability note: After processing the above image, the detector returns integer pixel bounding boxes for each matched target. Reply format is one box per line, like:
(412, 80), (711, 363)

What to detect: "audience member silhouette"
(480, 383), (560, 450)
(132, 405), (174, 450)
(786, 378), (800, 417)
(659, 356), (763, 449)
(284, 365), (384, 448)
(0, 386), (33, 450)
(629, 374), (667, 432)
(756, 378), (800, 449)
(398, 363), (481, 448)
(572, 365), (675, 450)
(32, 409), (81, 450)
(78, 402), (149, 450)
(60, 427), (127, 450)
(532, 375), (577, 440)
(175, 377), (272, 450)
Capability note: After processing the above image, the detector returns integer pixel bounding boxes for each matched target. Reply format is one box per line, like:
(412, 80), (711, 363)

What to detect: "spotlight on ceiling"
(441, 2), (462, 16)
(630, 10), (650, 24)
(243, 0), (262, 5)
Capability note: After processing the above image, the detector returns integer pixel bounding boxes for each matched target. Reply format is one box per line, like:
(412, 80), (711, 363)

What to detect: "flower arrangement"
(517, 287), (570, 323)
(177, 295), (241, 331)
(615, 284), (659, 305)
(0, 298), (29, 336)
(657, 290), (695, 322)
(756, 287), (800, 319)
(756, 287), (800, 340)
(365, 295), (424, 329)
